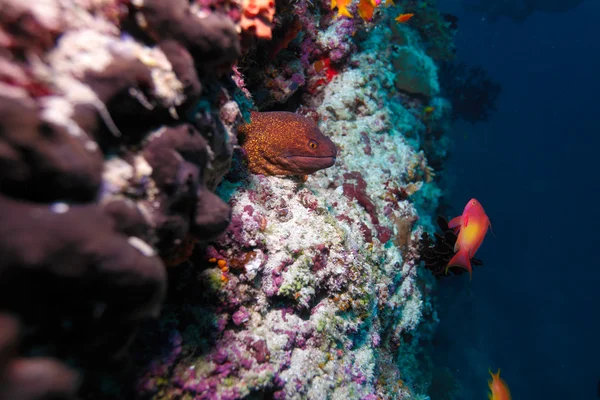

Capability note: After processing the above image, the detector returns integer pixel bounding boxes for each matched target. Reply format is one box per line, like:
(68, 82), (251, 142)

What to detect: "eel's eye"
(309, 140), (318, 149)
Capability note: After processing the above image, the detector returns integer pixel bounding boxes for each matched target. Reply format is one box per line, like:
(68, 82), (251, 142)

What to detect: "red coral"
(311, 245), (329, 272)
(342, 172), (391, 243)
(308, 57), (339, 93)
(343, 172), (377, 223)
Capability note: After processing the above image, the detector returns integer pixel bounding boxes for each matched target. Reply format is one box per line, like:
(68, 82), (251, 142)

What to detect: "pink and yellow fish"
(488, 369), (511, 400)
(446, 198), (490, 279)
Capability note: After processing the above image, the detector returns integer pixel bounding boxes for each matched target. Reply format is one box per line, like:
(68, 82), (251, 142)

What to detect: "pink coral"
(240, 0), (276, 39)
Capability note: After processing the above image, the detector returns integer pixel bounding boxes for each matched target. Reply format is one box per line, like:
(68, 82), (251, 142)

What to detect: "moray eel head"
(239, 111), (337, 176)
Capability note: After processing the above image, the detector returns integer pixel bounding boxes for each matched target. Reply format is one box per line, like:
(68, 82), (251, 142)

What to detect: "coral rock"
(0, 194), (166, 352)
(136, 0), (240, 70)
(142, 124), (231, 252)
(158, 39), (202, 100)
(0, 314), (80, 400)
(392, 47), (440, 97)
(0, 86), (103, 203)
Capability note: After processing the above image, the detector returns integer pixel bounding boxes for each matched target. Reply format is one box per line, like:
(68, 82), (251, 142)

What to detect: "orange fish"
(357, 0), (377, 21)
(446, 198), (491, 279)
(395, 13), (414, 23)
(331, 0), (353, 18)
(488, 369), (512, 400)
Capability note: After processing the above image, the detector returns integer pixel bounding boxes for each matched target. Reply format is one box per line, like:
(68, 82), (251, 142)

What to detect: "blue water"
(434, 1), (600, 398)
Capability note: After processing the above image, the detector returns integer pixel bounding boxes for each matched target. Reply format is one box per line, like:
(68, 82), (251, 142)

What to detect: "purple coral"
(232, 307), (250, 326)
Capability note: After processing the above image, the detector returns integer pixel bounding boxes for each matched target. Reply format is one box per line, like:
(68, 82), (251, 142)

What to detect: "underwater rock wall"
(0, 0), (239, 396)
(134, 6), (452, 400)
(0, 0), (455, 399)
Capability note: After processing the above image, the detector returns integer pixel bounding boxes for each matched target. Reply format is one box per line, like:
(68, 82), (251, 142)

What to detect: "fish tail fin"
(446, 249), (472, 280)
(338, 6), (353, 18)
(489, 218), (496, 238)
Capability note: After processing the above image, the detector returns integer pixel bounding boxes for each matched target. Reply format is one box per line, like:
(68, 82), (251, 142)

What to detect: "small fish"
(446, 198), (491, 279)
(424, 106), (435, 114)
(488, 369), (512, 400)
(395, 13), (414, 23)
(357, 0), (377, 21)
(331, 0), (353, 18)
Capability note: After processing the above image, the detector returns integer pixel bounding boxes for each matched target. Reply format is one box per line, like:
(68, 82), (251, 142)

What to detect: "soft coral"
(419, 216), (483, 277)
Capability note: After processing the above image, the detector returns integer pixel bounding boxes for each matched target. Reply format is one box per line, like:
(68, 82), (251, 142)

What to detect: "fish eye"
(309, 140), (318, 149)
(471, 200), (477, 205)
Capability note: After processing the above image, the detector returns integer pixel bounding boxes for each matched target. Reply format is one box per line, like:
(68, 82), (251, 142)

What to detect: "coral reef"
(392, 47), (440, 98)
(237, 0), (360, 109)
(395, 0), (458, 61)
(129, 4), (451, 399)
(1, 0), (459, 398)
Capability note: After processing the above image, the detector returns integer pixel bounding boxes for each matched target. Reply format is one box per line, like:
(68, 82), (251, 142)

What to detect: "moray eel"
(239, 111), (337, 176)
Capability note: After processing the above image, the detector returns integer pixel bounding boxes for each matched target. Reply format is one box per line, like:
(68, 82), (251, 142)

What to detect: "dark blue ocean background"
(433, 0), (600, 398)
